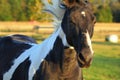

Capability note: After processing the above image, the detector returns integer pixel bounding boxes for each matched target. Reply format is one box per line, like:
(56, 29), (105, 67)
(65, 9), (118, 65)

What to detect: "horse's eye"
(84, 0), (88, 3)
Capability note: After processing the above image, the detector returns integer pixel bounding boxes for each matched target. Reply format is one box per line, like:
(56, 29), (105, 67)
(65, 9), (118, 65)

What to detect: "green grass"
(83, 42), (120, 80)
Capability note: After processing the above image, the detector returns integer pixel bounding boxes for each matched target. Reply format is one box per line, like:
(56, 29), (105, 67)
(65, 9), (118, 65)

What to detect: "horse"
(6, 34), (37, 43)
(0, 0), (96, 80)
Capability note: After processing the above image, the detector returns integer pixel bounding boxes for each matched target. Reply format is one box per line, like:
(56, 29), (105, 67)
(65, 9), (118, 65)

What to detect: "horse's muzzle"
(77, 49), (94, 68)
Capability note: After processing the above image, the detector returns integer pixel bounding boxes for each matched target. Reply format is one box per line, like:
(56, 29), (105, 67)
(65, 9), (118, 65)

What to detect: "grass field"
(83, 42), (120, 80)
(0, 22), (120, 80)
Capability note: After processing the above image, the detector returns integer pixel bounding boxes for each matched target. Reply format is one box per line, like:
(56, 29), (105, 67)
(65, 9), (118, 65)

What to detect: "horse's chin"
(77, 55), (93, 68)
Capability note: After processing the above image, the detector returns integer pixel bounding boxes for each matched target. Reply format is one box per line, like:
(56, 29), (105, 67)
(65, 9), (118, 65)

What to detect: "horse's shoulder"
(0, 36), (32, 74)
(0, 36), (31, 51)
(0, 36), (13, 45)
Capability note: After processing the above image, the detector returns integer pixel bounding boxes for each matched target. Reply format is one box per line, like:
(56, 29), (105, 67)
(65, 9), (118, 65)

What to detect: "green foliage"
(95, 5), (113, 22)
(91, 0), (120, 22)
(0, 0), (120, 22)
(0, 0), (13, 21)
(0, 0), (49, 21)
(28, 0), (52, 21)
(110, 1), (120, 22)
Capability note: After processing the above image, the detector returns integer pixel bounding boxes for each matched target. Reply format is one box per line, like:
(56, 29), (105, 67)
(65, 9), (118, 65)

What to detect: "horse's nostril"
(85, 58), (93, 68)
(77, 53), (93, 68)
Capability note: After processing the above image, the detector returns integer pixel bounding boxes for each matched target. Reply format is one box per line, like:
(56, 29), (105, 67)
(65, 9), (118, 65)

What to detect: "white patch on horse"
(3, 46), (32, 80)
(3, 1), (69, 80)
(69, 46), (74, 49)
(85, 31), (94, 54)
(81, 11), (86, 17)
(58, 27), (71, 47)
(3, 28), (62, 80)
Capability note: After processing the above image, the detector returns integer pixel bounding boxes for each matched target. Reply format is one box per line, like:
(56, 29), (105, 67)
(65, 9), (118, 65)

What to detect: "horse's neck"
(61, 48), (80, 76)
(43, 27), (79, 77)
(44, 42), (80, 78)
(44, 27), (67, 64)
(38, 26), (69, 53)
(36, 27), (82, 79)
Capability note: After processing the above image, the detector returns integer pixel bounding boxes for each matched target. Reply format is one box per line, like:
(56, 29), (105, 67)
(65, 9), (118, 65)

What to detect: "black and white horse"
(0, 0), (96, 80)
(7, 34), (37, 43)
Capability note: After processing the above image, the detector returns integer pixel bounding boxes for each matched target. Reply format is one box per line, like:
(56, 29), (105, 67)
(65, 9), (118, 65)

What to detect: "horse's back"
(0, 36), (32, 80)
(9, 34), (37, 43)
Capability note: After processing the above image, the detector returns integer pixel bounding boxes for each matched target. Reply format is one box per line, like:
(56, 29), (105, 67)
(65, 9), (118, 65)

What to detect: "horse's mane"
(41, 0), (65, 31)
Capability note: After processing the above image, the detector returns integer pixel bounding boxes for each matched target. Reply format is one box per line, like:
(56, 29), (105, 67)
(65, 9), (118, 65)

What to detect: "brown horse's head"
(62, 0), (96, 68)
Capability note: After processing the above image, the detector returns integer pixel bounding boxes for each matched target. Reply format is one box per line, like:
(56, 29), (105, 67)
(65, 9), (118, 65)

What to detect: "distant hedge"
(95, 5), (113, 22)
(0, 0), (51, 21)
(0, 0), (120, 22)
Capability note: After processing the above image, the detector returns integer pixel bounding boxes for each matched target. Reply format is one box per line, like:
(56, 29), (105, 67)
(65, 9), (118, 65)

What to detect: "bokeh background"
(0, 0), (120, 80)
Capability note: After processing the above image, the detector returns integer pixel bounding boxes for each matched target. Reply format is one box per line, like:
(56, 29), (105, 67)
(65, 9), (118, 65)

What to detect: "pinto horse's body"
(0, 0), (96, 80)
(0, 27), (82, 80)
(7, 34), (37, 43)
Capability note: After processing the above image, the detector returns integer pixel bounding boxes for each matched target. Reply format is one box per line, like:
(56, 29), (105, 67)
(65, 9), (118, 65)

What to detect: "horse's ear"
(76, 0), (80, 2)
(64, 0), (76, 7)
(64, 0), (84, 7)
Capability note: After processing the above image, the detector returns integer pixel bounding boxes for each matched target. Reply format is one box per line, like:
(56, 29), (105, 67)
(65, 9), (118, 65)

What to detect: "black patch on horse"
(0, 36), (32, 78)
(10, 34), (37, 43)
(11, 57), (31, 80)
(33, 37), (64, 80)
(45, 37), (64, 64)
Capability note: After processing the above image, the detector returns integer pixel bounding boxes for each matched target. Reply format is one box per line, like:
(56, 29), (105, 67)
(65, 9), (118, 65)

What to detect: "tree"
(0, 0), (13, 21)
(95, 5), (113, 22)
(27, 0), (51, 21)
(8, 0), (27, 21)
(90, 0), (113, 22)
(110, 1), (120, 22)
(118, 0), (120, 2)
